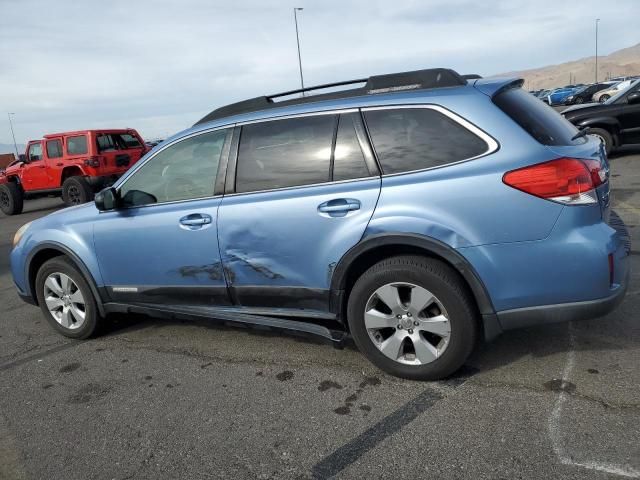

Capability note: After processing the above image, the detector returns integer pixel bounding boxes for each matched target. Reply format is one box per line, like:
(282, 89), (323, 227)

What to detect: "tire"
(62, 176), (93, 207)
(574, 97), (584, 104)
(35, 256), (101, 339)
(588, 127), (614, 155)
(599, 94), (610, 103)
(347, 256), (478, 380)
(0, 182), (24, 215)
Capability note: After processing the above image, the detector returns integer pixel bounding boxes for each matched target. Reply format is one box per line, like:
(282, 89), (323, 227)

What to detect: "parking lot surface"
(1, 150), (639, 480)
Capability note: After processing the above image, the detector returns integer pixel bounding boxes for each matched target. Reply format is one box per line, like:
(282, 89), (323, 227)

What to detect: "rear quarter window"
(493, 87), (582, 146)
(363, 107), (490, 175)
(66, 135), (88, 155)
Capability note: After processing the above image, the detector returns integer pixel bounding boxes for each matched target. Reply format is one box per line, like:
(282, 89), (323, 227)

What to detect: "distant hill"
(0, 144), (25, 156)
(497, 43), (640, 90)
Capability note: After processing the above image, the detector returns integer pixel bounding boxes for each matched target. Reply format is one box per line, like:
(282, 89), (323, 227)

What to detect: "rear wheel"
(0, 182), (24, 215)
(35, 257), (101, 339)
(588, 127), (614, 155)
(347, 256), (478, 380)
(62, 176), (93, 207)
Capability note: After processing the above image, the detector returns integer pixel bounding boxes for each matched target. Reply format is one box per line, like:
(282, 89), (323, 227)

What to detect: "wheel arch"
(576, 117), (621, 144)
(26, 242), (106, 317)
(60, 166), (86, 185)
(330, 233), (499, 338)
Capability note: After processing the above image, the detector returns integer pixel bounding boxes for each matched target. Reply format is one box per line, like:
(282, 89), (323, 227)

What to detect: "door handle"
(179, 213), (212, 229)
(318, 198), (361, 217)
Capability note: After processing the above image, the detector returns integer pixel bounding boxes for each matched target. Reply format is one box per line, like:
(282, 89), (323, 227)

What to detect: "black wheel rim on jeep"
(67, 185), (82, 204)
(0, 189), (9, 209)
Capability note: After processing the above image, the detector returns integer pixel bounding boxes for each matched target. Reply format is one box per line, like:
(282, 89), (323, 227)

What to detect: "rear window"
(96, 133), (142, 152)
(363, 108), (489, 175)
(67, 135), (88, 155)
(493, 87), (582, 146)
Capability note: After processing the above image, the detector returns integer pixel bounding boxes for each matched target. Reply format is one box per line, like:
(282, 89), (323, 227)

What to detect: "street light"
(595, 19), (600, 84)
(293, 7), (305, 95)
(7, 113), (19, 158)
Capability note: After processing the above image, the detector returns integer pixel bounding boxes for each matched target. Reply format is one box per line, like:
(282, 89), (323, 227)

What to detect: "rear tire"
(0, 182), (24, 215)
(588, 127), (614, 155)
(35, 256), (101, 339)
(62, 176), (93, 207)
(347, 256), (478, 380)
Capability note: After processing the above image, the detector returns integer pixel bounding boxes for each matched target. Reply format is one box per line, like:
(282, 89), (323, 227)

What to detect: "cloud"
(0, 0), (638, 146)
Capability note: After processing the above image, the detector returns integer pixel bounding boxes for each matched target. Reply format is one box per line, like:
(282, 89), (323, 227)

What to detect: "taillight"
(84, 156), (102, 168)
(503, 157), (603, 205)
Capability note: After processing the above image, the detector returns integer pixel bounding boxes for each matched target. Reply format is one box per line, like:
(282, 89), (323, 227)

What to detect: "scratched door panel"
(218, 178), (381, 310)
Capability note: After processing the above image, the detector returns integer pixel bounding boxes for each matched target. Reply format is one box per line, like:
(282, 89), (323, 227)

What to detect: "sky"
(0, 0), (638, 149)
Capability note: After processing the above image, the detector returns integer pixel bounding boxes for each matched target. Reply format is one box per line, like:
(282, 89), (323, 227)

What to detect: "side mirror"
(627, 92), (640, 105)
(94, 187), (119, 211)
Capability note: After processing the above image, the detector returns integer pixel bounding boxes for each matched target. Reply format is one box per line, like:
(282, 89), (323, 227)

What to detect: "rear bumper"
(496, 270), (628, 330)
(86, 174), (122, 190)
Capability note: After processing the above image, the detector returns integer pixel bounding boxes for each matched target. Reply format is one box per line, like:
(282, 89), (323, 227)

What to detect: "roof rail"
(194, 68), (466, 126)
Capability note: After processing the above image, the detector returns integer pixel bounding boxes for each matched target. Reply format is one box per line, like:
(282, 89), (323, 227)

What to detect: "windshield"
(606, 79), (640, 105)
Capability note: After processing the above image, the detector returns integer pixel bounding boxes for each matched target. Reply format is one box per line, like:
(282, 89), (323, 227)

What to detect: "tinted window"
(97, 134), (116, 152)
(236, 115), (335, 193)
(28, 143), (42, 161)
(120, 129), (228, 207)
(119, 133), (142, 148)
(494, 87), (582, 146)
(364, 108), (488, 174)
(46, 139), (62, 158)
(333, 114), (370, 181)
(67, 135), (88, 155)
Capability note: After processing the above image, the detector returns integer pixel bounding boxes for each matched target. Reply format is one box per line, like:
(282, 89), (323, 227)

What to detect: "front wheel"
(347, 256), (478, 380)
(62, 176), (94, 207)
(35, 257), (101, 339)
(0, 182), (24, 215)
(588, 127), (614, 156)
(574, 97), (584, 104)
(599, 94), (610, 103)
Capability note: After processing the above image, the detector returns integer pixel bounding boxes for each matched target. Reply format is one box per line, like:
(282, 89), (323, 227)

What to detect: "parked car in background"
(547, 86), (582, 106)
(10, 68), (628, 381)
(0, 129), (147, 215)
(565, 82), (616, 105)
(563, 79), (640, 154)
(593, 80), (633, 103)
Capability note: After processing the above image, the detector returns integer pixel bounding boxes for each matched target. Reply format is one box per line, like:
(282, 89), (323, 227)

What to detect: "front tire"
(347, 256), (478, 380)
(0, 182), (24, 215)
(62, 176), (93, 207)
(599, 94), (610, 103)
(35, 257), (101, 339)
(588, 127), (614, 155)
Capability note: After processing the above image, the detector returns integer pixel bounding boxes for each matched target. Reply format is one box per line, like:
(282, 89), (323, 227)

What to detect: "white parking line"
(548, 322), (640, 478)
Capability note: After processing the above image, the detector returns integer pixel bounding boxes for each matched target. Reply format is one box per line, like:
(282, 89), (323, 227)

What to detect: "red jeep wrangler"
(0, 129), (147, 215)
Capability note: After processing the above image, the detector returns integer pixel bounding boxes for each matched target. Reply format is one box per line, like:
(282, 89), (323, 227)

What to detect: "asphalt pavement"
(1, 150), (639, 480)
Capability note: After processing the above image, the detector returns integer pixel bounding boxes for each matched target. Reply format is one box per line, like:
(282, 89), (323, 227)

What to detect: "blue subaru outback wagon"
(10, 68), (630, 380)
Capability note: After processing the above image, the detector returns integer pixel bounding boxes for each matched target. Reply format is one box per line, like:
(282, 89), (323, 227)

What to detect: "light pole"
(293, 7), (305, 95)
(7, 113), (19, 158)
(595, 19), (600, 84)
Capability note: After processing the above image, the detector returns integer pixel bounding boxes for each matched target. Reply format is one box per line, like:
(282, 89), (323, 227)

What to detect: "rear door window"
(46, 139), (63, 158)
(236, 115), (335, 193)
(363, 107), (489, 174)
(67, 135), (88, 155)
(494, 87), (582, 146)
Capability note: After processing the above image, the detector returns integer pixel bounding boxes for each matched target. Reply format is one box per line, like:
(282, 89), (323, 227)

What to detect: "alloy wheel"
(67, 185), (82, 204)
(43, 272), (86, 329)
(364, 282), (451, 365)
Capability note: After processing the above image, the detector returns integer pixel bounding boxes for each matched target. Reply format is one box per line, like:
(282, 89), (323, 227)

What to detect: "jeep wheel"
(62, 176), (93, 207)
(35, 256), (101, 339)
(347, 256), (478, 380)
(0, 182), (24, 215)
(588, 127), (613, 155)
